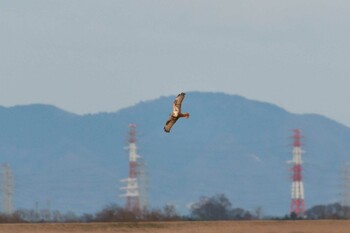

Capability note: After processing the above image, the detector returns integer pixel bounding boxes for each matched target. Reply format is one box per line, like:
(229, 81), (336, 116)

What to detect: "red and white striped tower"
(290, 129), (305, 217)
(120, 124), (140, 211)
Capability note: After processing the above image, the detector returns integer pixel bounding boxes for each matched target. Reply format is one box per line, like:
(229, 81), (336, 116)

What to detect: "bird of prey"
(164, 92), (190, 133)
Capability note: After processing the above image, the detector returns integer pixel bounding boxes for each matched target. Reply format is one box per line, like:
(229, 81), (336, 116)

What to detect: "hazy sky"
(1, 1), (350, 126)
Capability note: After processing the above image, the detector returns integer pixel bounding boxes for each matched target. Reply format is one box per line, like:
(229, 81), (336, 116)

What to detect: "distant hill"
(0, 92), (349, 216)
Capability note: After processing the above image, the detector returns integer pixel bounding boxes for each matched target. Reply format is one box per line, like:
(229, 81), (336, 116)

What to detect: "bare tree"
(162, 204), (180, 220)
(190, 194), (233, 220)
(305, 203), (350, 219)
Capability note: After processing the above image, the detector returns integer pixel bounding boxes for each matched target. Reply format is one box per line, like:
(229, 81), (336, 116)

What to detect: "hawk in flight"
(164, 92), (190, 133)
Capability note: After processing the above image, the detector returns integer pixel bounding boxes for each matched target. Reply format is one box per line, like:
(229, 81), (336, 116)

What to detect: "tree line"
(0, 194), (349, 223)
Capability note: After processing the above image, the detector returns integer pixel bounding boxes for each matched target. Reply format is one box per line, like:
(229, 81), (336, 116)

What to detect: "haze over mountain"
(0, 92), (349, 216)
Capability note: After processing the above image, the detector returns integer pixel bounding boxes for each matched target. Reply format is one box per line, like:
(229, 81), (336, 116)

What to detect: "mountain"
(0, 92), (349, 216)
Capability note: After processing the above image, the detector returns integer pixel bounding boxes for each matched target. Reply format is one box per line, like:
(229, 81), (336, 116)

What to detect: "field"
(0, 221), (349, 233)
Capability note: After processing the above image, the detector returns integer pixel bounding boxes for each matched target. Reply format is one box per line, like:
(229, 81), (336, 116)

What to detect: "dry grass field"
(0, 221), (349, 233)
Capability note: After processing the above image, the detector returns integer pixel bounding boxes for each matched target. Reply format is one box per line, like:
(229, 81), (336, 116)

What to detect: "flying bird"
(164, 92), (190, 133)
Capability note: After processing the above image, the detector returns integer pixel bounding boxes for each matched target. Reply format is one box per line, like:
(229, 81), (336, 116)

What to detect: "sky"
(1, 1), (350, 126)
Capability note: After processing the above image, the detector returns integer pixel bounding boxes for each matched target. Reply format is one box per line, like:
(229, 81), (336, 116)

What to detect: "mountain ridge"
(0, 92), (348, 216)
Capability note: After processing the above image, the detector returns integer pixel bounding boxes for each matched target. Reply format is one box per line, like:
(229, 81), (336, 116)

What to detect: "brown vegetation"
(0, 221), (349, 233)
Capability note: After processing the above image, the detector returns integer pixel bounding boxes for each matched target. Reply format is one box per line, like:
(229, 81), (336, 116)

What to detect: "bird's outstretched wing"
(164, 115), (178, 133)
(172, 92), (185, 116)
(164, 92), (187, 133)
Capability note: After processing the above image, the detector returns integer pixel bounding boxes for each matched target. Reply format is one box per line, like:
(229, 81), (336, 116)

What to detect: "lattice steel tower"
(137, 157), (148, 211)
(120, 124), (140, 211)
(2, 163), (13, 215)
(290, 129), (305, 217)
(341, 162), (350, 207)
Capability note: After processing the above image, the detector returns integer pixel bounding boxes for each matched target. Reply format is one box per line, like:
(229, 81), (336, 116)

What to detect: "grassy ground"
(0, 220), (349, 233)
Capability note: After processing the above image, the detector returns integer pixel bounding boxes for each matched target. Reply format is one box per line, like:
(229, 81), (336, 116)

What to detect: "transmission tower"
(1, 164), (13, 215)
(341, 162), (350, 207)
(120, 124), (140, 211)
(137, 158), (149, 211)
(290, 129), (305, 217)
